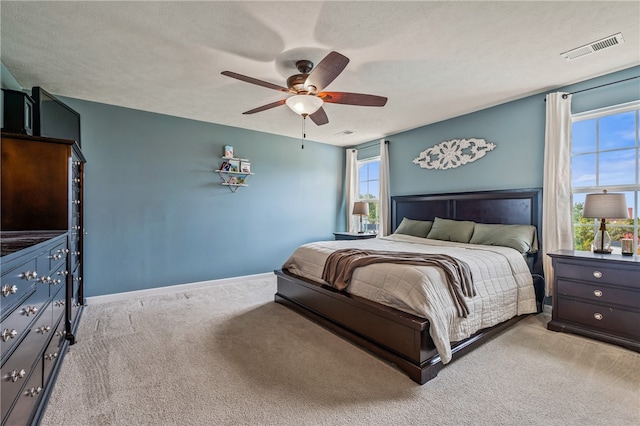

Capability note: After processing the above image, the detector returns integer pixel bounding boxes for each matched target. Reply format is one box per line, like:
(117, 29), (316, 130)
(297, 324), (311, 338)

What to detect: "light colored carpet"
(41, 275), (639, 426)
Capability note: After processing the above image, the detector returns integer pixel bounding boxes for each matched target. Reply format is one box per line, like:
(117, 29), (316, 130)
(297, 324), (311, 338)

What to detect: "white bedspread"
(281, 234), (537, 363)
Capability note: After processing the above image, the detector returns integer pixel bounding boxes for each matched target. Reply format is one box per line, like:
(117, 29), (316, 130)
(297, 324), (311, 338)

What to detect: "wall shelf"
(216, 157), (253, 192)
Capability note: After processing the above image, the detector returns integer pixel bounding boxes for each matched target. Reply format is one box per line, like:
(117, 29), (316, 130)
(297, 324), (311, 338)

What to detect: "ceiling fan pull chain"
(301, 114), (307, 149)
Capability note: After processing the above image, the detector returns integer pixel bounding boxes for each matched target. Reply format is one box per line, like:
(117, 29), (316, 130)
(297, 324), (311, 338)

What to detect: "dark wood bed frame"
(274, 188), (544, 384)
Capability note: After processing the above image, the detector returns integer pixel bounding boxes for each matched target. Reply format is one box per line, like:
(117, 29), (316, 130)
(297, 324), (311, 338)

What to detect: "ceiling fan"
(221, 51), (387, 126)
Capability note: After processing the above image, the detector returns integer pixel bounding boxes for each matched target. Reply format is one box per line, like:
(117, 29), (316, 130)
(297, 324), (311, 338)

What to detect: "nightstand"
(333, 232), (377, 241)
(547, 250), (640, 352)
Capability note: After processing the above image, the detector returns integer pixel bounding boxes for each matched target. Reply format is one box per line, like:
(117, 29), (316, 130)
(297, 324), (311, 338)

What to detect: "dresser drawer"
(1, 257), (38, 313)
(47, 239), (68, 271)
(1, 331), (39, 422)
(2, 358), (43, 426)
(48, 262), (68, 298)
(43, 315), (65, 388)
(556, 262), (633, 286)
(1, 285), (48, 359)
(556, 298), (640, 340)
(556, 279), (640, 308)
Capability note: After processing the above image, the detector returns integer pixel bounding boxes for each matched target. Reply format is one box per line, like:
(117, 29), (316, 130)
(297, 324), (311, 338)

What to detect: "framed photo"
(224, 145), (234, 158)
(228, 176), (238, 185)
(228, 159), (240, 172)
(240, 161), (251, 173)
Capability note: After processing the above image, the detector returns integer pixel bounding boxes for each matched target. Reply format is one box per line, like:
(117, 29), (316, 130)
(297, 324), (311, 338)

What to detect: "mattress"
(281, 233), (537, 363)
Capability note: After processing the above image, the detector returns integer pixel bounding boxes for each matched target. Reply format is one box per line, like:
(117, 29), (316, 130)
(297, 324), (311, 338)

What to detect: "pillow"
(469, 223), (538, 254)
(394, 218), (433, 238)
(426, 217), (475, 243)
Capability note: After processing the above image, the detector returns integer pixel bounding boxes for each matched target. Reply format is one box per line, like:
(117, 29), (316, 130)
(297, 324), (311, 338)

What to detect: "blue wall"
(60, 99), (345, 296)
(367, 66), (640, 196)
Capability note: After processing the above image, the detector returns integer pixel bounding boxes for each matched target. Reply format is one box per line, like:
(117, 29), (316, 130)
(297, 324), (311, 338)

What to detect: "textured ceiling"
(1, 1), (639, 147)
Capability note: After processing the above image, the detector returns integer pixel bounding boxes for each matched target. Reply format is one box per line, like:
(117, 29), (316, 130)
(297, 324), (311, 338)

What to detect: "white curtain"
(345, 149), (359, 233)
(379, 139), (391, 236)
(542, 92), (574, 295)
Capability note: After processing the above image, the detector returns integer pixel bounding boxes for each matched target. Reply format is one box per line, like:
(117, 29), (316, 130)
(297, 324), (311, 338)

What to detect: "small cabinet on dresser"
(547, 250), (640, 352)
(1, 132), (86, 425)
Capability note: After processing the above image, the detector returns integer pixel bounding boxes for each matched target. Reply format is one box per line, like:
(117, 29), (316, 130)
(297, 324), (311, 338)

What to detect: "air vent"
(334, 130), (355, 136)
(561, 33), (624, 61)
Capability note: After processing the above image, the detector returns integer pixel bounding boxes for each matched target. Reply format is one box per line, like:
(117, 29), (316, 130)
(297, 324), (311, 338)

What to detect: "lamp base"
(593, 248), (613, 254)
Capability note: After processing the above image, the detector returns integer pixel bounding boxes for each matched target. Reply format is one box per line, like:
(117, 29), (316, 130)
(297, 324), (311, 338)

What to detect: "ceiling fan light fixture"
(286, 95), (323, 116)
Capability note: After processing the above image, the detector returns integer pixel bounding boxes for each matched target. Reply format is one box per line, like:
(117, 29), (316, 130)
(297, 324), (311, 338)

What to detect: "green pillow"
(427, 217), (475, 243)
(394, 218), (433, 237)
(469, 223), (538, 254)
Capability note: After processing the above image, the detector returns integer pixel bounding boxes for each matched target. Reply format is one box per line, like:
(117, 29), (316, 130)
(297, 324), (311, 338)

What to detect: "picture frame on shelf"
(228, 159), (240, 172)
(224, 145), (234, 158)
(228, 176), (238, 185)
(240, 161), (251, 173)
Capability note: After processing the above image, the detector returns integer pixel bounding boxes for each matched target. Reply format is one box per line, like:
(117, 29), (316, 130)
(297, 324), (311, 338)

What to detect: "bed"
(274, 188), (544, 384)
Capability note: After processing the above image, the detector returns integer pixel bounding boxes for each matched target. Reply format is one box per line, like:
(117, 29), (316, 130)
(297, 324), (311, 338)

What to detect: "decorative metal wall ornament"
(413, 138), (496, 170)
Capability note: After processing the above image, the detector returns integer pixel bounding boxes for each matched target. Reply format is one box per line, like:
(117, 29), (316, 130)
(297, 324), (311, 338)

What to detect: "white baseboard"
(85, 272), (275, 305)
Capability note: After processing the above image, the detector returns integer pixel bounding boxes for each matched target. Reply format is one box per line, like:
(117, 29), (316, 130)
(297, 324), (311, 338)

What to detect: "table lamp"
(582, 190), (628, 254)
(352, 201), (369, 233)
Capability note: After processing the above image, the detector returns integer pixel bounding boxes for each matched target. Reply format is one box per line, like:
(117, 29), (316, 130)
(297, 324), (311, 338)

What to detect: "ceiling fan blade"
(309, 107), (329, 126)
(304, 51), (349, 93)
(242, 99), (287, 114)
(319, 92), (387, 107)
(221, 71), (290, 93)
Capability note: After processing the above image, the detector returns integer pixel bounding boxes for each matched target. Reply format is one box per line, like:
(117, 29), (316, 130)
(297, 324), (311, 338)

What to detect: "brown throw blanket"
(321, 249), (476, 318)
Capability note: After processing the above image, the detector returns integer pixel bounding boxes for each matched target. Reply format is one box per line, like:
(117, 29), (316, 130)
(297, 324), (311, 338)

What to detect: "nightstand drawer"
(556, 298), (640, 340)
(556, 279), (639, 307)
(556, 262), (631, 285)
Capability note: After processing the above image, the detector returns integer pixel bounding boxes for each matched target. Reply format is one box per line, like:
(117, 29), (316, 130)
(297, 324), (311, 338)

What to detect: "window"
(571, 101), (639, 254)
(357, 157), (380, 233)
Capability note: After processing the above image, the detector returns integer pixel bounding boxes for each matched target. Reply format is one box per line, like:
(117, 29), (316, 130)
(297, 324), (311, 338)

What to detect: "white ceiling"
(1, 1), (639, 147)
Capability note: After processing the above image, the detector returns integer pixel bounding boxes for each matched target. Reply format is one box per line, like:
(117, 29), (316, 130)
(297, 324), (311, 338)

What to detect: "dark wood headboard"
(391, 188), (544, 306)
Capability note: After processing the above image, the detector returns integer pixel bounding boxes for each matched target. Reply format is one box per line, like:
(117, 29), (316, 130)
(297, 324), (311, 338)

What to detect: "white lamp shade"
(352, 201), (369, 216)
(285, 95), (323, 116)
(583, 192), (628, 219)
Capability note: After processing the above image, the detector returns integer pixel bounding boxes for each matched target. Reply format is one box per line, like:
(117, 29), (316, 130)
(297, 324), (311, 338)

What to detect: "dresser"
(1, 132), (86, 425)
(547, 250), (640, 352)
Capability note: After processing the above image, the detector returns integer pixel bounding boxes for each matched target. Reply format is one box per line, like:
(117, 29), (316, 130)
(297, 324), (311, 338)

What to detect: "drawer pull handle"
(593, 271), (602, 278)
(2, 284), (18, 297)
(23, 305), (38, 316)
(593, 290), (603, 297)
(45, 352), (58, 361)
(19, 270), (37, 281)
(594, 313), (603, 320)
(54, 300), (65, 307)
(9, 369), (26, 382)
(26, 386), (42, 397)
(37, 326), (51, 334)
(1, 328), (18, 341)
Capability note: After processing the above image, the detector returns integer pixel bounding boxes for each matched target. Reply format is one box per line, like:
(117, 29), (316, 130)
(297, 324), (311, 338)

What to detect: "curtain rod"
(559, 75), (640, 99)
(349, 140), (389, 151)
